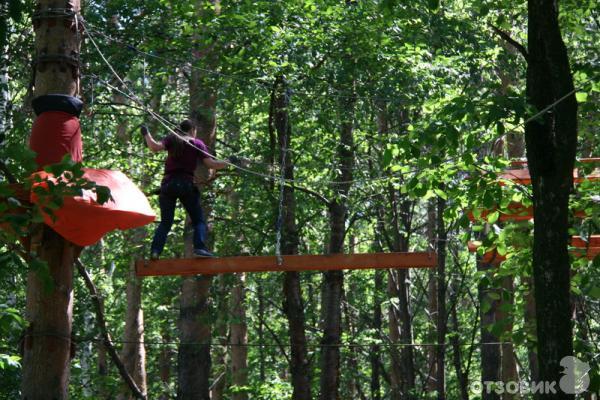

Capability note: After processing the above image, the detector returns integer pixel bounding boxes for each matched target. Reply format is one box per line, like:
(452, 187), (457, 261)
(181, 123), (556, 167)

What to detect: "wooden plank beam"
(136, 251), (437, 277)
(499, 168), (599, 185)
(511, 157), (600, 166)
(571, 235), (600, 248)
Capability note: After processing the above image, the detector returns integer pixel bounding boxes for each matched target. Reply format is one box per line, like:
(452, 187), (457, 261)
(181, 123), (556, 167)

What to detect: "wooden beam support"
(468, 237), (600, 263)
(510, 157), (600, 166)
(499, 168), (599, 185)
(135, 251), (437, 277)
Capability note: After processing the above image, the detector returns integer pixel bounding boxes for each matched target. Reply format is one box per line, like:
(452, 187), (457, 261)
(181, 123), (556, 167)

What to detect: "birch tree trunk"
(21, 1), (81, 398)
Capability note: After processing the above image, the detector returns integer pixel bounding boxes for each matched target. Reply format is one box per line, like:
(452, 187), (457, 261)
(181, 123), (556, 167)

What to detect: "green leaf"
(434, 188), (447, 200)
(587, 286), (600, 299)
(8, 0), (24, 21)
(382, 148), (393, 168)
(575, 92), (588, 102)
(427, 0), (439, 10)
(486, 211), (500, 224)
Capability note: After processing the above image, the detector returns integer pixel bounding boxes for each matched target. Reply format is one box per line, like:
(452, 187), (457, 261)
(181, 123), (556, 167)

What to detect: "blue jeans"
(150, 176), (208, 255)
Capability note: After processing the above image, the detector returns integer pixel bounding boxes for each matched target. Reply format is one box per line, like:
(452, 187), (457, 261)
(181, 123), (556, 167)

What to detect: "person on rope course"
(141, 119), (235, 259)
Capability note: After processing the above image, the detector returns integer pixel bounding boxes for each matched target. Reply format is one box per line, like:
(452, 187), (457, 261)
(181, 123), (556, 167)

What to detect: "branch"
(490, 24), (528, 61)
(75, 259), (147, 400)
(286, 182), (331, 206)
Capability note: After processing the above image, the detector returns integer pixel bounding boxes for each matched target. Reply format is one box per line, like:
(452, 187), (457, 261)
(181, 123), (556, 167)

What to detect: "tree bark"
(230, 273), (249, 400)
(371, 269), (383, 400)
(526, 2), (577, 398)
(320, 87), (355, 400)
(450, 297), (469, 400)
(387, 187), (416, 400)
(22, 1), (81, 398)
(426, 200), (438, 393)
(211, 276), (229, 400)
(272, 75), (312, 400)
(177, 275), (212, 400)
(116, 260), (148, 400)
(23, 230), (76, 400)
(524, 279), (539, 381)
(478, 256), (501, 400)
(0, 16), (9, 137)
(177, 2), (220, 397)
(435, 196), (447, 400)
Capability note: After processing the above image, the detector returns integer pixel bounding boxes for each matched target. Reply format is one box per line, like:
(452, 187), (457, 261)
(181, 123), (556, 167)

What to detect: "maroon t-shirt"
(161, 135), (209, 183)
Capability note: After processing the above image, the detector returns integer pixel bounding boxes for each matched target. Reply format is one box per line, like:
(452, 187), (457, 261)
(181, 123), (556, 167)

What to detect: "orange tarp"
(32, 168), (155, 246)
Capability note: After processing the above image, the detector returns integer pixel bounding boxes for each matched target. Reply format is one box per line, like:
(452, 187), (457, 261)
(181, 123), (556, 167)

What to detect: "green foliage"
(0, 0), (598, 397)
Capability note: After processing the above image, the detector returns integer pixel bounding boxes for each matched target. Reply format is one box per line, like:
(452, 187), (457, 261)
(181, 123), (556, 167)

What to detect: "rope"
(83, 22), (388, 104)
(81, 20), (596, 192)
(22, 332), (515, 348)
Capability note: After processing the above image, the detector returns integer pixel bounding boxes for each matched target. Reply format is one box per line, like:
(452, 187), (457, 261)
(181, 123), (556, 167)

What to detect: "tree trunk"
(426, 200), (438, 393)
(0, 17), (9, 137)
(450, 297), (469, 400)
(526, 1), (577, 398)
(272, 75), (312, 400)
(116, 260), (148, 400)
(177, 1), (220, 396)
(22, 1), (81, 398)
(478, 256), (501, 400)
(524, 279), (539, 381)
(320, 88), (355, 400)
(211, 276), (229, 400)
(387, 187), (416, 400)
(371, 269), (383, 400)
(435, 196), (447, 400)
(498, 277), (519, 400)
(177, 275), (212, 400)
(158, 332), (173, 400)
(230, 273), (248, 400)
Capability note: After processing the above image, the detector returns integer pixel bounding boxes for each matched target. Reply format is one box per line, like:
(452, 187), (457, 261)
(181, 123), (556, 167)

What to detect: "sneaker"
(150, 251), (159, 261)
(194, 248), (216, 258)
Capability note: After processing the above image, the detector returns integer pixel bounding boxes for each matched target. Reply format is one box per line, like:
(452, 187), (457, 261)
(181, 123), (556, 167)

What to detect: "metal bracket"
(35, 54), (80, 68)
(32, 8), (77, 21)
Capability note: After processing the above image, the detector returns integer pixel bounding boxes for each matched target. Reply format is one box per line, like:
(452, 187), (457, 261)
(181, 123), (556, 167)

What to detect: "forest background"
(0, 0), (598, 399)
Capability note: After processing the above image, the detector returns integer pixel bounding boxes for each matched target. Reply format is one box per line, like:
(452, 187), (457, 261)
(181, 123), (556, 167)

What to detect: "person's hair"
(171, 119), (195, 158)
(179, 119), (194, 133)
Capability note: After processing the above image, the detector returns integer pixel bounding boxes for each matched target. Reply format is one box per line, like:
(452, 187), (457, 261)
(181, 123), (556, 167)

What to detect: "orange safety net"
(31, 168), (155, 246)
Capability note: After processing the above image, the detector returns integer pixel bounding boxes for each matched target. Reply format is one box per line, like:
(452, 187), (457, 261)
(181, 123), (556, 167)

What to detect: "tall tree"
(525, 0), (578, 397)
(177, 2), (220, 399)
(21, 1), (81, 398)
(116, 256), (148, 400)
(320, 80), (355, 400)
(273, 75), (312, 400)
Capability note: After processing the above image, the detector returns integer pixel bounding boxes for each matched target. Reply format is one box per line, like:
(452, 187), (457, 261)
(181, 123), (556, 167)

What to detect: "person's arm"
(141, 126), (164, 152)
(202, 157), (228, 170)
